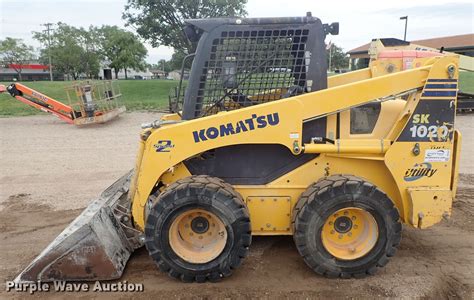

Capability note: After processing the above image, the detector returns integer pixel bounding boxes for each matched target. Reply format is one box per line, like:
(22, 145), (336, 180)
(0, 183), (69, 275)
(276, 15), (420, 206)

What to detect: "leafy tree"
(79, 26), (103, 79)
(0, 38), (35, 81)
(33, 23), (100, 80)
(158, 59), (172, 73)
(327, 43), (349, 71)
(98, 26), (148, 79)
(168, 50), (191, 71)
(123, 0), (247, 53)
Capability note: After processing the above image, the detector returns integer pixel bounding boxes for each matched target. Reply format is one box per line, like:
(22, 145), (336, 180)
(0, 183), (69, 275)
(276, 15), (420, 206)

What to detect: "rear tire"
(145, 175), (251, 283)
(292, 175), (402, 278)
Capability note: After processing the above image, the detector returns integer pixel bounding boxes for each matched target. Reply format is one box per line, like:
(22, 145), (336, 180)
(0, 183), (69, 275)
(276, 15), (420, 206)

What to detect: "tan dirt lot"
(0, 113), (473, 299)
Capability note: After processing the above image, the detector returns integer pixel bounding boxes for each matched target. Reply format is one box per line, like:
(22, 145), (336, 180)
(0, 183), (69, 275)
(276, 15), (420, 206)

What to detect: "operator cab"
(170, 12), (339, 120)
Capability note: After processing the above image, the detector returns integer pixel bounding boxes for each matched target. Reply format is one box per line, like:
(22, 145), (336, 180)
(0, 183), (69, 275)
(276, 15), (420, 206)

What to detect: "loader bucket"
(14, 170), (143, 283)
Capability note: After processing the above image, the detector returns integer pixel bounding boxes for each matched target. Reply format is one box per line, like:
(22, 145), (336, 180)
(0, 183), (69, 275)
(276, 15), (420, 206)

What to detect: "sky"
(1, 0), (473, 64)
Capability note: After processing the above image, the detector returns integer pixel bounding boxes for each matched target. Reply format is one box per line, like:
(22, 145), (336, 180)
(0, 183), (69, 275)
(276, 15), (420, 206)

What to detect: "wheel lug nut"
(354, 225), (358, 229)
(330, 230), (335, 234)
(352, 216), (356, 220)
(344, 211), (349, 215)
(329, 221), (333, 225)
(348, 232), (352, 237)
(338, 234), (343, 239)
(198, 236), (203, 239)
(189, 232), (193, 236)
(349, 247), (356, 253)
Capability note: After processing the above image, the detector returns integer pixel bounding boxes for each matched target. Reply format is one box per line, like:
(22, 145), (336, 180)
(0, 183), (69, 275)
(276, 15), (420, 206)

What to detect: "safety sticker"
(424, 149), (450, 162)
(290, 133), (299, 139)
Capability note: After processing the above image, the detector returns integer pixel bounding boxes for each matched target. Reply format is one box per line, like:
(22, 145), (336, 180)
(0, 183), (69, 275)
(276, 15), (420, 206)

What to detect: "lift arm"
(0, 83), (75, 124)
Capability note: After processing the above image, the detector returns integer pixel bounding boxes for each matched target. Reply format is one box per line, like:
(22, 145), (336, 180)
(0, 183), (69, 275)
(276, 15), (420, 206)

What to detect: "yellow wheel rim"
(321, 207), (378, 260)
(169, 209), (227, 264)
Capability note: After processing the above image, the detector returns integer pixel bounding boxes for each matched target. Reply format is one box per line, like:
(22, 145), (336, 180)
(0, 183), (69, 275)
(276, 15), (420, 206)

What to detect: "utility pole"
(42, 23), (54, 81)
(400, 16), (408, 41)
(327, 42), (333, 72)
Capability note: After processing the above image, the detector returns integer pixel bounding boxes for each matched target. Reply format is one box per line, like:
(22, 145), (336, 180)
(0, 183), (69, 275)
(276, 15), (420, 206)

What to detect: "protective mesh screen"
(192, 28), (311, 117)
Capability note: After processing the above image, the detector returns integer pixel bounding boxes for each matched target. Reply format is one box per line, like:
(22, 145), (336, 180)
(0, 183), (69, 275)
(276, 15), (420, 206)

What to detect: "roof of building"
(0, 63), (49, 75)
(150, 69), (166, 73)
(170, 69), (190, 74)
(8, 64), (49, 70)
(348, 33), (474, 54)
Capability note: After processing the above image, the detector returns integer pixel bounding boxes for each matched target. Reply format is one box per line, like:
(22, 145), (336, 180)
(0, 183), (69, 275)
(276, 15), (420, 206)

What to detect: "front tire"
(292, 175), (402, 278)
(145, 175), (251, 282)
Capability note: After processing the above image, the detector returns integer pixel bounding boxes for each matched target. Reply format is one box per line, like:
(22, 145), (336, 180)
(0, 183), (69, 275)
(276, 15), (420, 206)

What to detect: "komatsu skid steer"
(15, 13), (461, 282)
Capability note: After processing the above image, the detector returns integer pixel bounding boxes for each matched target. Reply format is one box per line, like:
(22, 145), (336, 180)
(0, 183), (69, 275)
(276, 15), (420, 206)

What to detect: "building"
(348, 33), (474, 69)
(168, 69), (190, 80)
(0, 64), (63, 81)
(102, 67), (154, 80)
(149, 69), (166, 79)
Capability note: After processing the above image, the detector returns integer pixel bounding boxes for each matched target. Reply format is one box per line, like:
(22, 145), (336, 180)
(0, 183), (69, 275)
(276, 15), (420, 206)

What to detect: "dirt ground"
(0, 113), (473, 299)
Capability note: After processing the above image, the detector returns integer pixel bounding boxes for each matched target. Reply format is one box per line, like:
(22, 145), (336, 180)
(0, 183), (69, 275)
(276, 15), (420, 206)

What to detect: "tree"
(79, 26), (102, 79)
(0, 38), (35, 81)
(34, 23), (101, 80)
(168, 50), (191, 71)
(123, 0), (247, 53)
(99, 26), (148, 79)
(158, 59), (172, 73)
(327, 43), (349, 71)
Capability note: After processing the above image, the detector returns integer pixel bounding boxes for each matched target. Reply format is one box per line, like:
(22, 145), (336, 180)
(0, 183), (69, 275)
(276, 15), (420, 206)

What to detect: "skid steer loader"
(14, 13), (461, 283)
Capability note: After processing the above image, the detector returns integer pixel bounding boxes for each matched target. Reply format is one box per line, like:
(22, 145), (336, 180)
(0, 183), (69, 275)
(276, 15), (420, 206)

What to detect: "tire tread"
(145, 175), (251, 283)
(293, 174), (402, 279)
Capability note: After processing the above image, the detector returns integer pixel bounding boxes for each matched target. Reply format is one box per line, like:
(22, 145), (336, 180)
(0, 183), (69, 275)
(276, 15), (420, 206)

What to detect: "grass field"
(0, 71), (473, 116)
(459, 71), (474, 93)
(0, 80), (180, 116)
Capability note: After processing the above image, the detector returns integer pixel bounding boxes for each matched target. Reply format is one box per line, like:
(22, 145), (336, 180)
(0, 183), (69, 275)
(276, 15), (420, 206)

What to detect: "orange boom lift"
(0, 81), (126, 125)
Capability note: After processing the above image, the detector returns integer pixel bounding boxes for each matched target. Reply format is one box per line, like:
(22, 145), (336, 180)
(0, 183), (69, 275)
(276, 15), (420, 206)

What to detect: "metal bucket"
(14, 170), (143, 283)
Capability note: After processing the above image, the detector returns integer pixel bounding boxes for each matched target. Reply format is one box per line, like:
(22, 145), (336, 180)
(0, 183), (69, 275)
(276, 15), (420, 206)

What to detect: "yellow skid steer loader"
(15, 13), (461, 282)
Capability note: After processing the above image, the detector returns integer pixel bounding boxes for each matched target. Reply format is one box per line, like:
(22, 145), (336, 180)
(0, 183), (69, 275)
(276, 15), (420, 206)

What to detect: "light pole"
(400, 16), (408, 41)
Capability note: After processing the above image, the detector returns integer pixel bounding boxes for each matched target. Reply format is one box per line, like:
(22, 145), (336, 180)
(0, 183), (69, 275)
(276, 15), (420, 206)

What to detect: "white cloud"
(1, 0), (472, 63)
(246, 0), (473, 50)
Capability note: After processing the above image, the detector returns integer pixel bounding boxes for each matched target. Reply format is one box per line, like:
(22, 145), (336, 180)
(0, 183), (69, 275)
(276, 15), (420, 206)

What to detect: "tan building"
(168, 69), (190, 80)
(150, 69), (166, 79)
(348, 33), (474, 69)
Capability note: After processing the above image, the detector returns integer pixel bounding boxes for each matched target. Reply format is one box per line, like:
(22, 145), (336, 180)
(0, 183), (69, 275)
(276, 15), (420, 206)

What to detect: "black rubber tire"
(145, 175), (251, 283)
(292, 174), (402, 278)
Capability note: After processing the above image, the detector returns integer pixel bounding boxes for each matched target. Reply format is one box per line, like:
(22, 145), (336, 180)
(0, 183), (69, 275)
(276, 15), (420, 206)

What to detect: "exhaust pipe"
(14, 170), (143, 283)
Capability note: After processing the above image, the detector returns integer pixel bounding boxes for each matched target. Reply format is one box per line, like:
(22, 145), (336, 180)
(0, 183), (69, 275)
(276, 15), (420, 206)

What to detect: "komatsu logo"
(404, 162), (438, 182)
(192, 112), (280, 143)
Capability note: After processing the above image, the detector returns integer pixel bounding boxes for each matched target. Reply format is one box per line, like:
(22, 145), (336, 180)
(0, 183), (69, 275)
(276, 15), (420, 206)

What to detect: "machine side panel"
(183, 118), (325, 185)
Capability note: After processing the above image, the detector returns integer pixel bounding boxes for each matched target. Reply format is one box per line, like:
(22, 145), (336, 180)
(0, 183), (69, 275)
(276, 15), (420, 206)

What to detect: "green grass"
(1, 71), (473, 116)
(459, 71), (474, 94)
(0, 79), (180, 116)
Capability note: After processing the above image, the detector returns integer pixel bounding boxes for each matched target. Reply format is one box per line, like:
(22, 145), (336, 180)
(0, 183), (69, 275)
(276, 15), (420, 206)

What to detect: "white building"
(102, 67), (154, 80)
